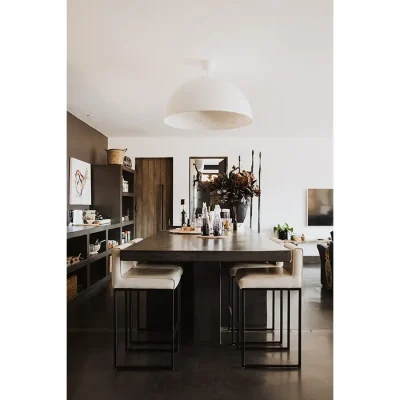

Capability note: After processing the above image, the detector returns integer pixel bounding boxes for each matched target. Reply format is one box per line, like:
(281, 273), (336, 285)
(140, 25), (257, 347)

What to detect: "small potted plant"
(273, 223), (294, 240)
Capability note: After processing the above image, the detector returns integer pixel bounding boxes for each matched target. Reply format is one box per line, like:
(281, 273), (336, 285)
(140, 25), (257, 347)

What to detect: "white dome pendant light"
(164, 60), (252, 130)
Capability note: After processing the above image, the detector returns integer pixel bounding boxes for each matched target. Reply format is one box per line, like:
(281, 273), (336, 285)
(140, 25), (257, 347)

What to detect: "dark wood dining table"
(120, 230), (291, 344)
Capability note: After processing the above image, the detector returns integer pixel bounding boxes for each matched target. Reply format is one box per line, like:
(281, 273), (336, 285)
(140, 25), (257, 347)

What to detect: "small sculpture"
(193, 163), (203, 186)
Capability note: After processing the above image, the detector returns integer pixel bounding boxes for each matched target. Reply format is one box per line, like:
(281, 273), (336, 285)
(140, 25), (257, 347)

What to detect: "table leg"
(192, 262), (221, 344)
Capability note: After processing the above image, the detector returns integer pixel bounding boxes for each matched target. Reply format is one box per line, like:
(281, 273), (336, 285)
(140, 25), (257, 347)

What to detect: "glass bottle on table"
(213, 205), (223, 236)
(180, 199), (187, 227)
(202, 204), (210, 236)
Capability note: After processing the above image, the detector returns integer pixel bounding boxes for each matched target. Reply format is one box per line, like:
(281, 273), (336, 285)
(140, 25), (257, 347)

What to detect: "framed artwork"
(69, 157), (91, 205)
(307, 189), (333, 226)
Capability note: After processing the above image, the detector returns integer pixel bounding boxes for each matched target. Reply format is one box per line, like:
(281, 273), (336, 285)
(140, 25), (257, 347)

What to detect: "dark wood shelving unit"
(67, 164), (135, 305)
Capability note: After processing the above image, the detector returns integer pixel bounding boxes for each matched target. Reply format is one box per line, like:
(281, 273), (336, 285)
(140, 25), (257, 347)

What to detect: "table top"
(120, 230), (291, 263)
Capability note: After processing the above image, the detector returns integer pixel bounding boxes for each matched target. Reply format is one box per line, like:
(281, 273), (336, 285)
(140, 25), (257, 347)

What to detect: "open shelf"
(122, 168), (134, 193)
(122, 196), (134, 222)
(89, 230), (107, 254)
(122, 192), (135, 197)
(68, 267), (87, 295)
(121, 223), (134, 243)
(67, 235), (87, 261)
(90, 257), (107, 286)
(108, 226), (121, 247)
(67, 258), (88, 274)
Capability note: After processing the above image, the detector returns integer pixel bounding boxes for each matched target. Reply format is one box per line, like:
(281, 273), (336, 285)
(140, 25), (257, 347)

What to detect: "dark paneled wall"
(67, 112), (108, 214)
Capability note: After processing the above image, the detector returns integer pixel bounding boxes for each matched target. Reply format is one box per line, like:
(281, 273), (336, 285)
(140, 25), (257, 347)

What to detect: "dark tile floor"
(67, 265), (333, 400)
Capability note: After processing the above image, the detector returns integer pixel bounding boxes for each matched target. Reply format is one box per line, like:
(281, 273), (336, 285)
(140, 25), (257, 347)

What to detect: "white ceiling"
(67, 0), (332, 138)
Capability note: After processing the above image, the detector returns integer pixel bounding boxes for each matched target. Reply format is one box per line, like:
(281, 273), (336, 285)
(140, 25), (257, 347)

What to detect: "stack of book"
(97, 219), (111, 225)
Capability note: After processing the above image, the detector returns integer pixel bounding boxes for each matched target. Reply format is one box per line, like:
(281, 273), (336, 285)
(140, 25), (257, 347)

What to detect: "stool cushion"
(230, 262), (283, 276)
(137, 262), (183, 273)
(112, 243), (182, 289)
(126, 239), (184, 273)
(120, 266), (182, 290)
(236, 267), (300, 289)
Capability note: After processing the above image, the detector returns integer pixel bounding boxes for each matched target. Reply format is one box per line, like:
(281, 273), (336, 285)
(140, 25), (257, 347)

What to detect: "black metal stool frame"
(231, 277), (281, 345)
(113, 284), (181, 370)
(128, 288), (181, 351)
(240, 287), (302, 369)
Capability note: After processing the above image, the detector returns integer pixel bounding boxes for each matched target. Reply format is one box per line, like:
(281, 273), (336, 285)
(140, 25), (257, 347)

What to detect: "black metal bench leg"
(241, 289), (246, 367)
(287, 289), (291, 350)
(228, 274), (232, 332)
(177, 284), (181, 352)
(124, 290), (128, 350)
(113, 290), (117, 368)
(236, 284), (241, 349)
(232, 276), (236, 345)
(137, 290), (140, 330)
(129, 290), (132, 341)
(280, 290), (283, 344)
(266, 289), (268, 328)
(171, 288), (175, 370)
(298, 288), (302, 368)
(272, 290), (275, 330)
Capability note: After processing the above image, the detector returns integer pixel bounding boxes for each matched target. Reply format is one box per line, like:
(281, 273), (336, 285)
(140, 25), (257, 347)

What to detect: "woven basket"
(105, 149), (127, 165)
(67, 275), (78, 302)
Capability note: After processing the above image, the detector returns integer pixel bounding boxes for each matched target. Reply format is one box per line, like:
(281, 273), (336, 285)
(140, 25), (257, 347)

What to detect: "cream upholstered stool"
(112, 242), (183, 370)
(229, 261), (284, 344)
(125, 238), (184, 336)
(229, 237), (285, 344)
(236, 243), (303, 368)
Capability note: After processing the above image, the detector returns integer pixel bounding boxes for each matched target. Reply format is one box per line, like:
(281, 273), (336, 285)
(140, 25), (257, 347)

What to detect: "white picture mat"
(69, 157), (91, 205)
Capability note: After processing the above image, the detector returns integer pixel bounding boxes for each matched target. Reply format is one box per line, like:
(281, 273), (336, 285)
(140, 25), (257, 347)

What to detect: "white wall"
(109, 136), (333, 255)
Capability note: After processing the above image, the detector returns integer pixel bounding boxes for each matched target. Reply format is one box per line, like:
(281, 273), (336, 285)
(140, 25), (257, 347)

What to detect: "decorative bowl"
(89, 244), (101, 254)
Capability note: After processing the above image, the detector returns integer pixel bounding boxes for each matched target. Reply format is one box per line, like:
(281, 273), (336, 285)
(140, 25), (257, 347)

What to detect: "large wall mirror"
(189, 157), (228, 221)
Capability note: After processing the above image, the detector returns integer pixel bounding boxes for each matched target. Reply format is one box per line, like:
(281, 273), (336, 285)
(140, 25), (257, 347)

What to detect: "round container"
(89, 244), (101, 254)
(105, 149), (127, 165)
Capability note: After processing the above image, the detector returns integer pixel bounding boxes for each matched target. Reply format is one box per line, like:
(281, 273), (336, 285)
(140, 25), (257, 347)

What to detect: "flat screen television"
(307, 189), (333, 226)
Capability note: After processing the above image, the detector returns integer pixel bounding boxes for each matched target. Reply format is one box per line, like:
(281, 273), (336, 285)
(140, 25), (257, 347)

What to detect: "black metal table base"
(114, 285), (181, 370)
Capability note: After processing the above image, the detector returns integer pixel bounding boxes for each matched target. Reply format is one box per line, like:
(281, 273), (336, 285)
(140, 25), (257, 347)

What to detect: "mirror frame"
(188, 156), (228, 221)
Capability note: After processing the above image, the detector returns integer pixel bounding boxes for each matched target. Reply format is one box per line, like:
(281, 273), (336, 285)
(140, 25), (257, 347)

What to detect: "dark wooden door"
(135, 158), (173, 239)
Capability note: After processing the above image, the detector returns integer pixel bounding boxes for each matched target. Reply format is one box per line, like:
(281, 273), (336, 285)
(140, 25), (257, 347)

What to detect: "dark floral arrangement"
(198, 166), (261, 204)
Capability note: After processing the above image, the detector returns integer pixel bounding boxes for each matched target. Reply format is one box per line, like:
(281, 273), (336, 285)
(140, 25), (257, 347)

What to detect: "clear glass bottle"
(181, 199), (187, 227)
(202, 203), (210, 236)
(213, 205), (223, 236)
